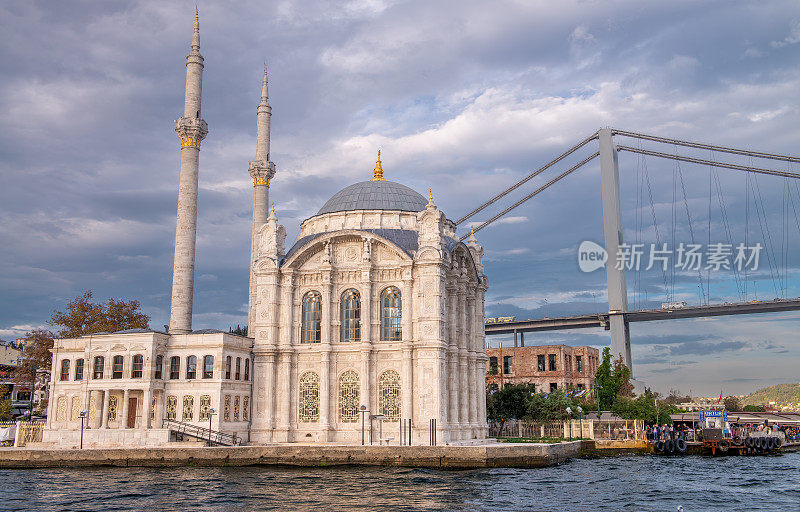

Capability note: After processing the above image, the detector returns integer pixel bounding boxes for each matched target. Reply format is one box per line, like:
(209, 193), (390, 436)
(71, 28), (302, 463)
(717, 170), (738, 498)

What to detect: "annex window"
(340, 289), (361, 343)
(199, 395), (212, 421)
(548, 354), (557, 372)
(132, 354), (144, 378)
(380, 287), (402, 341)
(338, 370), (360, 423)
(60, 359), (70, 381)
(489, 356), (498, 374)
(225, 356), (231, 379)
(74, 358), (84, 381)
(166, 395), (177, 421)
(182, 395), (194, 421)
(537, 355), (545, 372)
(577, 384), (585, 390)
(108, 395), (118, 421)
(93, 356), (104, 379)
(169, 356), (180, 380)
(235, 357), (241, 380)
(576, 355), (583, 373)
(112, 355), (124, 379)
(503, 356), (513, 375)
(378, 370), (401, 421)
(186, 355), (197, 379)
(299, 371), (320, 423)
(244, 358), (250, 381)
(203, 355), (214, 379)
(154, 355), (163, 379)
(301, 291), (322, 343)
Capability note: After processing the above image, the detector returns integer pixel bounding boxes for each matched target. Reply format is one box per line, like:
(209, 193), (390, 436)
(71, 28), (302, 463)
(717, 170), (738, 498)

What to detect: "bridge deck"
(484, 299), (800, 335)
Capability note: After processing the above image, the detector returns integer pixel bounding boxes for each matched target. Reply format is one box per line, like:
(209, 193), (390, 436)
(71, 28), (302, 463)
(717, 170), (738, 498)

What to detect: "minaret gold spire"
(371, 150), (385, 181)
(192, 8), (200, 51)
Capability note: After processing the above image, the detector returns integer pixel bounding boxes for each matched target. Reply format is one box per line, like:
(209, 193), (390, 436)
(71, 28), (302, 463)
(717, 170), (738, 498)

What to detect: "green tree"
(0, 384), (11, 421)
(723, 396), (742, 412)
(742, 404), (765, 412)
(526, 388), (578, 423)
(594, 347), (632, 410)
(486, 383), (536, 435)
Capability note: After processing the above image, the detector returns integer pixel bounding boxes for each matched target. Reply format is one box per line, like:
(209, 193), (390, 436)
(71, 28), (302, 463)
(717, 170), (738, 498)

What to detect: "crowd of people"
(646, 419), (798, 443)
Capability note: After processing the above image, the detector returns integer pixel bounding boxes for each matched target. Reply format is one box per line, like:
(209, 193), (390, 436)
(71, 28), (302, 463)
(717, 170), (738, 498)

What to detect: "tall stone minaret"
(169, 9), (208, 334)
(247, 66), (276, 335)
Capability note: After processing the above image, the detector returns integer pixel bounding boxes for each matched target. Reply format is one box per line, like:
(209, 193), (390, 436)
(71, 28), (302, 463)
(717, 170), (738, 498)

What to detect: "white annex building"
(43, 12), (488, 447)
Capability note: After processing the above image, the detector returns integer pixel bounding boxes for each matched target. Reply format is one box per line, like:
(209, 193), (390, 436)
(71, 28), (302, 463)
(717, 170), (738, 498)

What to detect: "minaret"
(247, 66), (276, 334)
(169, 9), (208, 334)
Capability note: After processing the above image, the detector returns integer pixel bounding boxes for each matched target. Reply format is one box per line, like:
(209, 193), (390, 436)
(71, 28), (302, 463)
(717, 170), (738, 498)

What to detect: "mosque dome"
(316, 151), (428, 215)
(317, 179), (428, 215)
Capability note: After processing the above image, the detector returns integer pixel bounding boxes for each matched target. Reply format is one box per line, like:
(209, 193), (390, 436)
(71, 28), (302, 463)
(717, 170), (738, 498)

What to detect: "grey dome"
(317, 180), (428, 215)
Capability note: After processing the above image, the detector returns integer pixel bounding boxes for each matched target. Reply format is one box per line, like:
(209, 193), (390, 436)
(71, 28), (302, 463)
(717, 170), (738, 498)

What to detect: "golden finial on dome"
(271, 202), (275, 215)
(371, 150), (385, 181)
(429, 188), (433, 201)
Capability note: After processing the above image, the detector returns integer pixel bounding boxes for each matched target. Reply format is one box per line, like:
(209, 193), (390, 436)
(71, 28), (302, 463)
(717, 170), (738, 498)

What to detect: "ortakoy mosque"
(43, 12), (488, 447)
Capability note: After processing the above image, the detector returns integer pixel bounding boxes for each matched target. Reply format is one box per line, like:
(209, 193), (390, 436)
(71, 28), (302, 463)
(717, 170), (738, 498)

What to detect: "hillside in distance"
(742, 383), (800, 409)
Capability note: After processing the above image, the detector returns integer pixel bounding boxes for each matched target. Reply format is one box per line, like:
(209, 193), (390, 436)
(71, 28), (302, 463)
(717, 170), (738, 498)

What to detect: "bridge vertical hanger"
(599, 129), (632, 370)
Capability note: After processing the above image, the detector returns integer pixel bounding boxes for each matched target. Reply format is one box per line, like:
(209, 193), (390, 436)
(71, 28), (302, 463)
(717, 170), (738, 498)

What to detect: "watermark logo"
(578, 240), (607, 272)
(578, 241), (763, 273)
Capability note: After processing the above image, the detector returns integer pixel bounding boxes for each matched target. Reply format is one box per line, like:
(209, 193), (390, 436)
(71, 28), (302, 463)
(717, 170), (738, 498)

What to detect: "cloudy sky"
(1, 0), (798, 396)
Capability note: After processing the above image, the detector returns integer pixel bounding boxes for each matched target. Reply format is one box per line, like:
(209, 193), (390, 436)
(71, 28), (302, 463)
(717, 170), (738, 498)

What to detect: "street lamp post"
(208, 408), (216, 446)
(566, 407), (572, 441)
(577, 406), (583, 439)
(79, 410), (87, 449)
(360, 405), (368, 446)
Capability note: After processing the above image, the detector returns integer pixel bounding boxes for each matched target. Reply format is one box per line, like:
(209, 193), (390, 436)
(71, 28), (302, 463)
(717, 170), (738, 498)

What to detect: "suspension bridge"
(463, 128), (800, 372)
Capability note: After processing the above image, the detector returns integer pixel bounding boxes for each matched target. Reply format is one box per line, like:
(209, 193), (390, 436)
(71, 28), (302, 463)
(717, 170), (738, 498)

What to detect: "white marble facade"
(250, 191), (488, 444)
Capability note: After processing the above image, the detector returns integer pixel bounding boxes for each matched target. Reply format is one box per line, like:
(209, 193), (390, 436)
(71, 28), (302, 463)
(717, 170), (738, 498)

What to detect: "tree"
(486, 383), (536, 436)
(743, 404), (765, 412)
(13, 291), (150, 385)
(229, 325), (248, 336)
(0, 385), (12, 421)
(723, 396), (742, 412)
(526, 389), (577, 423)
(594, 347), (633, 410)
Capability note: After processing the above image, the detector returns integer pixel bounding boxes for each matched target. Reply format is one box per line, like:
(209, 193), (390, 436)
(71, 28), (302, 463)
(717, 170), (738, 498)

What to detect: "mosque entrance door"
(127, 397), (138, 428)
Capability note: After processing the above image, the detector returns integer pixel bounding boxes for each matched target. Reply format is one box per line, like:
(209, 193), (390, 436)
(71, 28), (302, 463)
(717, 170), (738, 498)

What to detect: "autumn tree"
(13, 291), (150, 385)
(723, 396), (742, 412)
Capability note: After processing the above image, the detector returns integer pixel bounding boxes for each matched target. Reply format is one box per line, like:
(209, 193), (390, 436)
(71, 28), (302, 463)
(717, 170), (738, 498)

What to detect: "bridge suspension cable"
(463, 151), (599, 237)
(616, 146), (800, 179)
(455, 131), (599, 226)
(612, 130), (800, 164)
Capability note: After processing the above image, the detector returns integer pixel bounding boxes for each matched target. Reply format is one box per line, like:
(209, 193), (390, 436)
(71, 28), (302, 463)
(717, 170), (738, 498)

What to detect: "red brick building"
(485, 345), (599, 393)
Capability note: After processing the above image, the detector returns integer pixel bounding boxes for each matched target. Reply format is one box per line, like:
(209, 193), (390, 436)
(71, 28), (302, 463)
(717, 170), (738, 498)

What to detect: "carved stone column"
(100, 390), (110, 429)
(121, 389), (130, 429)
(143, 388), (153, 429)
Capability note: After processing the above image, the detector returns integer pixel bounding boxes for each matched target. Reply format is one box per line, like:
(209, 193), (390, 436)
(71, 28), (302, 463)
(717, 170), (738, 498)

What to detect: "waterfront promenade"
(0, 442), (579, 469)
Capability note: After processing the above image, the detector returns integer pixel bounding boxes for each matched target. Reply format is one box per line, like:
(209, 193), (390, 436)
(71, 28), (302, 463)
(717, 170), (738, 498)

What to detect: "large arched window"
(340, 289), (361, 343)
(378, 370), (401, 421)
(380, 287), (402, 341)
(301, 291), (322, 343)
(338, 370), (360, 423)
(74, 358), (84, 381)
(299, 371), (320, 423)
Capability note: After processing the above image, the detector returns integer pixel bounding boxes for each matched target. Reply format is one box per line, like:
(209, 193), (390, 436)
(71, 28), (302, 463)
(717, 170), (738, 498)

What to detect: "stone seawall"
(0, 442), (579, 470)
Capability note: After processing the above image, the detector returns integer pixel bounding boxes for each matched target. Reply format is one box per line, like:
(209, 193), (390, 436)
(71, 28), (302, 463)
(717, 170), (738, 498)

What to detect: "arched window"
(112, 355), (123, 379)
(169, 356), (180, 379)
(225, 356), (232, 379)
(203, 355), (214, 379)
(154, 355), (163, 379)
(340, 289), (361, 343)
(301, 291), (322, 343)
(299, 371), (320, 423)
(244, 358), (250, 381)
(338, 370), (360, 423)
(378, 370), (401, 421)
(186, 356), (197, 379)
(60, 359), (70, 381)
(132, 354), (144, 378)
(235, 357), (241, 380)
(380, 287), (402, 341)
(74, 358), (84, 380)
(93, 356), (104, 379)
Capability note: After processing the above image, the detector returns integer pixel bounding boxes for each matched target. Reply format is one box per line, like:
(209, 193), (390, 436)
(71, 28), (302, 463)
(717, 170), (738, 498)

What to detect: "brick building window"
(576, 355), (583, 373)
(577, 384), (585, 390)
(550, 383), (558, 392)
(503, 356), (513, 375)
(489, 356), (498, 374)
(537, 355), (545, 372)
(548, 354), (557, 371)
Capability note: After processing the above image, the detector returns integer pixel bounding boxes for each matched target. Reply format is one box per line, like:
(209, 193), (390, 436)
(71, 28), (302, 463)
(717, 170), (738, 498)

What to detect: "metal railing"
(162, 418), (241, 446)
